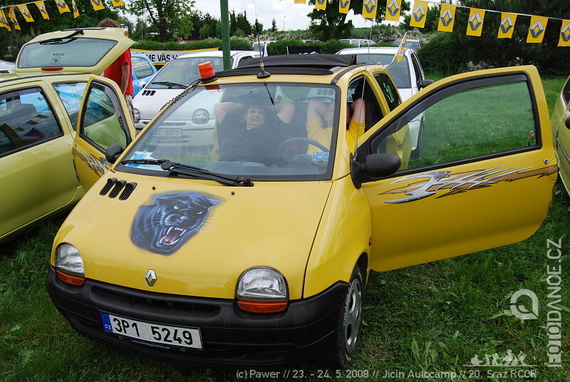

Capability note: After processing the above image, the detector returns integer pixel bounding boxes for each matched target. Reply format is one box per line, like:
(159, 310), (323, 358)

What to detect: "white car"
(132, 50), (260, 134)
(0, 59), (14, 73)
(337, 47), (432, 154)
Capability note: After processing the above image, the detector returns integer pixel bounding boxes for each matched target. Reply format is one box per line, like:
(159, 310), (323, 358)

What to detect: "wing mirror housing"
(418, 79), (434, 89)
(351, 153), (401, 188)
(105, 143), (124, 163)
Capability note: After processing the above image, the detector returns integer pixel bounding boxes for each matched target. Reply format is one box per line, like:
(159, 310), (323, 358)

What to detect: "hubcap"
(344, 277), (363, 353)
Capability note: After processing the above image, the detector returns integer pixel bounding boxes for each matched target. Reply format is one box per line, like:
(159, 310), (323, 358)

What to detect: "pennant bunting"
(395, 32), (408, 62)
(16, 4), (34, 22)
(8, 6), (21, 30)
(314, 0), (326, 11)
(385, 0), (402, 22)
(410, 1), (428, 28)
(294, 0), (306, 3)
(110, 0), (125, 6)
(527, 16), (548, 43)
(55, 0), (71, 14)
(90, 0), (105, 11)
(0, 10), (10, 31)
(438, 4), (456, 33)
(34, 1), (49, 20)
(72, 0), (79, 17)
(466, 8), (485, 37)
(559, 20), (570, 47)
(339, 0), (350, 15)
(498, 12), (517, 39)
(362, 0), (378, 20)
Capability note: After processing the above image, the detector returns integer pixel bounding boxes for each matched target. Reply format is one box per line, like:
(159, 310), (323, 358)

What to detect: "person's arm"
(276, 102), (295, 124)
(120, 63), (130, 95)
(213, 102), (243, 124)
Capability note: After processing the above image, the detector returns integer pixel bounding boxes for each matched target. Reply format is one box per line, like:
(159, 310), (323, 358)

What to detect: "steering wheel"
(278, 137), (329, 165)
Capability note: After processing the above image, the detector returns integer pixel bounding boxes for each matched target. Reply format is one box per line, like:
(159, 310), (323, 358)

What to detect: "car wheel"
(319, 264), (364, 369)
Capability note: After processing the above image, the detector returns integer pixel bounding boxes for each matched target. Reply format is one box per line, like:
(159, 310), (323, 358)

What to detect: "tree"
(307, 0), (411, 40)
(129, 0), (195, 42)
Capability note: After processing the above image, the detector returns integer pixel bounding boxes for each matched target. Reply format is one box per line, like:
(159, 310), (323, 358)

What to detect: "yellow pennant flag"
(498, 12), (517, 39)
(527, 16), (548, 43)
(395, 33), (407, 63)
(90, 0), (105, 11)
(111, 0), (125, 6)
(0, 10), (11, 31)
(410, 0), (428, 28)
(294, 0), (306, 3)
(466, 8), (485, 37)
(55, 0), (71, 14)
(559, 20), (570, 47)
(8, 6), (21, 30)
(385, 0), (402, 22)
(362, 0), (378, 20)
(438, 4), (456, 33)
(314, 0), (327, 11)
(72, 0), (80, 17)
(35, 1), (50, 20)
(339, 0), (350, 14)
(17, 5), (35, 22)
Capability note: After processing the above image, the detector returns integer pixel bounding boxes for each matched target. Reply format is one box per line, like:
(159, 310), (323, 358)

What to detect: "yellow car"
(46, 55), (557, 369)
(551, 75), (570, 195)
(0, 27), (136, 244)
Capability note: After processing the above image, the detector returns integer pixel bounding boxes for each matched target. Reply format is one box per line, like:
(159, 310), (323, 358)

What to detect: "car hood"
(57, 175), (332, 300)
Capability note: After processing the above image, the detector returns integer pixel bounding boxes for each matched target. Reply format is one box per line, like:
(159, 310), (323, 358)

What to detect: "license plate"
(154, 128), (182, 137)
(100, 312), (202, 349)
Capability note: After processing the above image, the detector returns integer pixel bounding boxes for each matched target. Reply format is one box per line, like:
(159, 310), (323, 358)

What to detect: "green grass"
(1, 75), (569, 381)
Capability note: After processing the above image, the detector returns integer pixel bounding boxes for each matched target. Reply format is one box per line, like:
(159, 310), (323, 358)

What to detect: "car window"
(132, 56), (155, 79)
(0, 87), (61, 156)
(364, 75), (539, 175)
(348, 76), (384, 130)
(81, 82), (129, 150)
(353, 54), (411, 88)
(147, 56), (225, 89)
(18, 38), (117, 68)
(374, 73), (401, 111)
(122, 83), (340, 180)
(53, 82), (87, 130)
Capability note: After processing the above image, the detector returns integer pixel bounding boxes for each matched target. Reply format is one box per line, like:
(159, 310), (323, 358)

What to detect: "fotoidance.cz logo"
(509, 238), (564, 368)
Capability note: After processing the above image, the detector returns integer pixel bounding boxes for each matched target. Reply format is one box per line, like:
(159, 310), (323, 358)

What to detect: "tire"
(319, 265), (364, 369)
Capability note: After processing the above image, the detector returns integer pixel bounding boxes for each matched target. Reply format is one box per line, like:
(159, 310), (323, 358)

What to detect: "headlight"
(133, 108), (140, 123)
(55, 244), (85, 286)
(192, 108), (210, 124)
(236, 267), (288, 313)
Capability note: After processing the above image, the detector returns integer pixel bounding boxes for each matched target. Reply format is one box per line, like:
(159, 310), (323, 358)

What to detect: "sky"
(191, 0), (374, 31)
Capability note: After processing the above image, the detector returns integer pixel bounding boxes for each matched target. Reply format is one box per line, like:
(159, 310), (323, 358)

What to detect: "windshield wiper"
(120, 159), (253, 187)
(39, 29), (84, 45)
(150, 81), (187, 89)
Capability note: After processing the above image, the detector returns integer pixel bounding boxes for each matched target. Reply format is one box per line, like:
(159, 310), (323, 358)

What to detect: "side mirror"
(105, 143), (124, 163)
(565, 115), (570, 129)
(351, 153), (401, 188)
(418, 79), (434, 89)
(138, 81), (147, 89)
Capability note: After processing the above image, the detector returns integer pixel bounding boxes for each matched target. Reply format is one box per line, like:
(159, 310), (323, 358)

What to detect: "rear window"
(18, 38), (117, 68)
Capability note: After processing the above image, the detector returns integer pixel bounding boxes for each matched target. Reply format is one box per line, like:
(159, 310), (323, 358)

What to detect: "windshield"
(121, 82), (340, 180)
(146, 56), (225, 89)
(354, 54), (411, 88)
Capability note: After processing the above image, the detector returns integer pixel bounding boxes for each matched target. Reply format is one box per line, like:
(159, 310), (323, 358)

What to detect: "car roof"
(15, 27), (133, 75)
(176, 50), (258, 60)
(337, 47), (402, 55)
(219, 54), (359, 77)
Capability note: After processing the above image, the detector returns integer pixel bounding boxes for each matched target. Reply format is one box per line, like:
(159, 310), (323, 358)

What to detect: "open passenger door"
(357, 66), (558, 271)
(73, 77), (136, 190)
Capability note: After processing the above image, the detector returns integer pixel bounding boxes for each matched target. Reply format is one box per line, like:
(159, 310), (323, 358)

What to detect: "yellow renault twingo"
(47, 54), (557, 369)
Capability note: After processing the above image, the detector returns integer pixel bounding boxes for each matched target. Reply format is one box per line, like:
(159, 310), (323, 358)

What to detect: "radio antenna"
(252, 0), (270, 78)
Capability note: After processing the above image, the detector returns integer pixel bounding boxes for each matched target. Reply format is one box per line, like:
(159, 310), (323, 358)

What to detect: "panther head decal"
(131, 192), (220, 255)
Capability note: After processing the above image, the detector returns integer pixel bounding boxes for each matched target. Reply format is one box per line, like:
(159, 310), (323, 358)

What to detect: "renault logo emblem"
(145, 269), (157, 287)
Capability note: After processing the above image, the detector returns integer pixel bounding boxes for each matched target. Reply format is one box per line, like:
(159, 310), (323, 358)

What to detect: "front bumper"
(46, 267), (346, 369)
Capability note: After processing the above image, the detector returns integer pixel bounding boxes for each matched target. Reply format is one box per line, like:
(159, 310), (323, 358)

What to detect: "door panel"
(73, 77), (136, 190)
(360, 66), (557, 271)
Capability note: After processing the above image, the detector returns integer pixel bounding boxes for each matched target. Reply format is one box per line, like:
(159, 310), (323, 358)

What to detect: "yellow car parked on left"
(0, 27), (137, 244)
